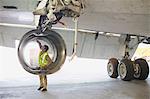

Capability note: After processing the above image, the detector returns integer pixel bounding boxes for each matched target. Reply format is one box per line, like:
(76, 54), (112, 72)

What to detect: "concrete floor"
(0, 79), (150, 99)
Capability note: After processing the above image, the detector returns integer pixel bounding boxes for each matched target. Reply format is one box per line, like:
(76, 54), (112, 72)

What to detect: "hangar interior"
(0, 0), (150, 99)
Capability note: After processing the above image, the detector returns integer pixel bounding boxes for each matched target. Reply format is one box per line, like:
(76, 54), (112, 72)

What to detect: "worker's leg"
(38, 75), (44, 90)
(44, 75), (48, 89)
(41, 75), (47, 91)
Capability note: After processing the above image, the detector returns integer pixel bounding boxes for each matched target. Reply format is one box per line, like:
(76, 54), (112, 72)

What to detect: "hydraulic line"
(70, 17), (78, 61)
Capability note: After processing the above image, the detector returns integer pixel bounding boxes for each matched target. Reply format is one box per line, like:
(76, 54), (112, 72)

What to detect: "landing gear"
(107, 58), (149, 81)
(107, 35), (149, 81)
(117, 34), (134, 81)
(107, 58), (119, 78)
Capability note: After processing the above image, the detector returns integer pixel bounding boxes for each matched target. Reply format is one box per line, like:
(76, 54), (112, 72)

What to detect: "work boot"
(33, 7), (47, 15)
(41, 88), (47, 92)
(37, 87), (43, 90)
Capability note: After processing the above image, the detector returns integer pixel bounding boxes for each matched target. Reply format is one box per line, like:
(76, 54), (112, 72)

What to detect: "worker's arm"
(46, 55), (53, 66)
(36, 40), (42, 49)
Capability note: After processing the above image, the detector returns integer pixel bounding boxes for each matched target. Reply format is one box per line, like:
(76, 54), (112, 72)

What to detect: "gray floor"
(0, 78), (150, 99)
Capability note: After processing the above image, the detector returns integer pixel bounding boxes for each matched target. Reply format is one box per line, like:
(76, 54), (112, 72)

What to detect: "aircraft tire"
(18, 29), (66, 75)
(134, 58), (149, 80)
(118, 59), (134, 81)
(107, 58), (119, 78)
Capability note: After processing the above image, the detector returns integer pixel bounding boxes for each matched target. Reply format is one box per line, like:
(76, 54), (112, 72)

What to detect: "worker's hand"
(36, 39), (39, 43)
(36, 39), (41, 45)
(36, 39), (42, 48)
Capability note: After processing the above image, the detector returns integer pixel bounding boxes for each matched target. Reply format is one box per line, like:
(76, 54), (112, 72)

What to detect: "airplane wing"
(0, 0), (150, 35)
(0, 0), (150, 60)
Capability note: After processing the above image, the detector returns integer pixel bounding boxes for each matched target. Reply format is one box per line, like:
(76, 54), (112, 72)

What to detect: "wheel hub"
(134, 63), (141, 78)
(107, 63), (114, 76)
(118, 63), (127, 79)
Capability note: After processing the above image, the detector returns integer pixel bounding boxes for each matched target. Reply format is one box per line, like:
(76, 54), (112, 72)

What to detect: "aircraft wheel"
(18, 29), (66, 75)
(107, 58), (119, 78)
(118, 59), (134, 81)
(134, 58), (149, 80)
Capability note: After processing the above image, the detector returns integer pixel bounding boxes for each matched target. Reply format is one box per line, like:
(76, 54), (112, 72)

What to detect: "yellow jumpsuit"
(38, 51), (51, 89)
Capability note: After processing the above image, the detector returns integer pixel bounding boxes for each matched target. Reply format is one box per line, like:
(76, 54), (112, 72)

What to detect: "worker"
(36, 40), (53, 91)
